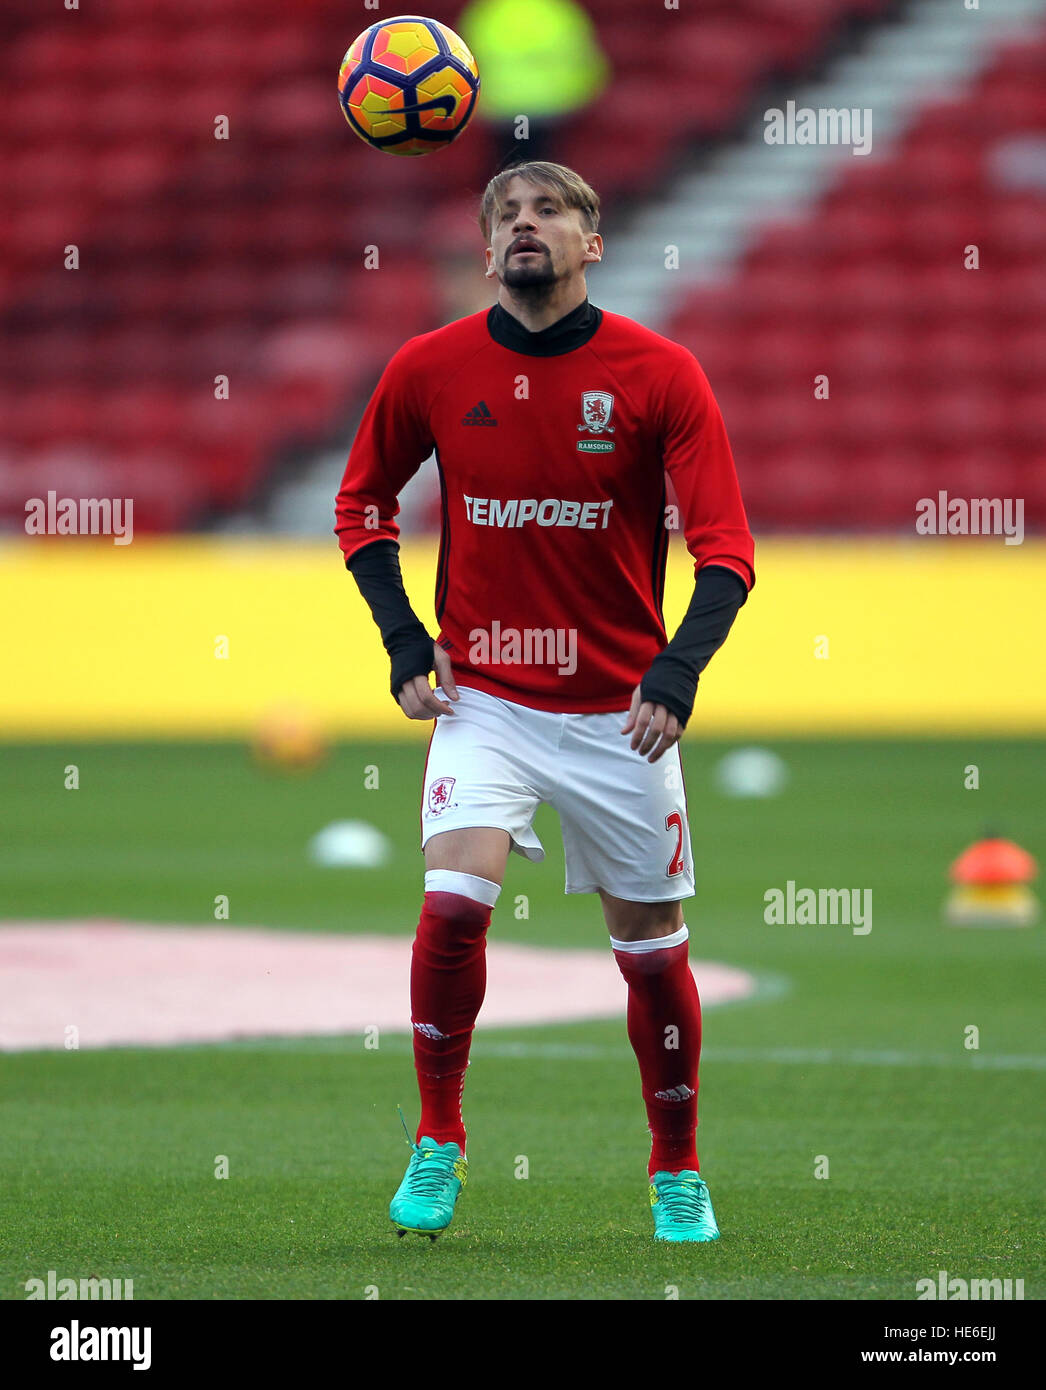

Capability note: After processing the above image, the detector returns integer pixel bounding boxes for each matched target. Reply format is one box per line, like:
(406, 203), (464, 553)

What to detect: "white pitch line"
(408, 1040), (1046, 1071)
(168, 1035), (1046, 1070)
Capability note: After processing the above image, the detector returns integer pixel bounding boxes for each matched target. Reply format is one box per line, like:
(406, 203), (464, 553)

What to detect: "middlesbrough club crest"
(577, 390), (616, 434)
(427, 776), (456, 817)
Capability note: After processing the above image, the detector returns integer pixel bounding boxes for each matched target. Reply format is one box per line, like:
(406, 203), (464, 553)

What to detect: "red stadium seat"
(906, 326), (1001, 385)
(816, 266), (916, 322)
(995, 265), (1046, 323)
(744, 446), (856, 528)
(920, 387), (1010, 449)
(1004, 389), (1046, 451)
(1004, 327), (1046, 386)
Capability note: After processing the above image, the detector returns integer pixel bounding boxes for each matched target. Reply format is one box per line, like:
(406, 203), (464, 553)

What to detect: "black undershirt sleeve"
(639, 565), (749, 729)
(346, 538), (435, 704)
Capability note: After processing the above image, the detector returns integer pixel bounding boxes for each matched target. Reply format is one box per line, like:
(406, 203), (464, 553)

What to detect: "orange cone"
(945, 837), (1038, 927)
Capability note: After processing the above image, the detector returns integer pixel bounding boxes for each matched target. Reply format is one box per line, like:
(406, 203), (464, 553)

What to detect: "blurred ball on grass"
(251, 704), (328, 773)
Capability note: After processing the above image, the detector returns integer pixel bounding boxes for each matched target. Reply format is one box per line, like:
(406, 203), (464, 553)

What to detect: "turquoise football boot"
(390, 1112), (467, 1240)
(649, 1169), (720, 1242)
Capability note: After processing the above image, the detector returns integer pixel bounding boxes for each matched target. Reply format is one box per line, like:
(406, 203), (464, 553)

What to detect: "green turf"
(0, 738), (1043, 1299)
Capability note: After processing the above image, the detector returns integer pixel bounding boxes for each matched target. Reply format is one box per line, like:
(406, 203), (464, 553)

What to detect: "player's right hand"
(397, 642), (459, 720)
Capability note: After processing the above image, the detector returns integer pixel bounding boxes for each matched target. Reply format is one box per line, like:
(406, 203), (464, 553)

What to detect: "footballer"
(335, 161), (755, 1243)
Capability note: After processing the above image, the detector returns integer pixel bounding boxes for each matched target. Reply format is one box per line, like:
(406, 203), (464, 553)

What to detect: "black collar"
(487, 298), (602, 356)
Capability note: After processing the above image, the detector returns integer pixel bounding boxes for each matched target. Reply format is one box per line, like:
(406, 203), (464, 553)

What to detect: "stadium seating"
(4, 0), (1032, 534)
(666, 25), (1046, 531)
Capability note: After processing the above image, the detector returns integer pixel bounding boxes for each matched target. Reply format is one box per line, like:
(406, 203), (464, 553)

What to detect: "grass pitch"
(0, 737), (1043, 1299)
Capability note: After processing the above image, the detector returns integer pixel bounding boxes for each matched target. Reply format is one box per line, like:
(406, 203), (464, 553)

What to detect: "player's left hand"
(620, 685), (682, 763)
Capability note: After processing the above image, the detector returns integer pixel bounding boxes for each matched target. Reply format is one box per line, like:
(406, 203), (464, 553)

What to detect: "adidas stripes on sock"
(611, 923), (702, 1176)
(410, 869), (500, 1153)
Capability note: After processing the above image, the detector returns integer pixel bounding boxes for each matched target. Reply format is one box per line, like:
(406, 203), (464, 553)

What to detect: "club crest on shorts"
(427, 775), (456, 817)
(577, 391), (615, 434)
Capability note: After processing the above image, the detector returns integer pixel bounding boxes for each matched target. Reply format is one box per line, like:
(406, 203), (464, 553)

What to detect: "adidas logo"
(413, 1021), (449, 1040)
(462, 400), (498, 426)
(655, 1084), (696, 1102)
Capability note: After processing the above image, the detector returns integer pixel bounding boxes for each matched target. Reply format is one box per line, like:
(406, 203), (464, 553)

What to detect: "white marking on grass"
(0, 921), (758, 1051)
(455, 1042), (1046, 1071)
(199, 1032), (1046, 1071)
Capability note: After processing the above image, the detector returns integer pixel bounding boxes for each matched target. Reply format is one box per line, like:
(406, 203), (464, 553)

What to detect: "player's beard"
(501, 251), (557, 305)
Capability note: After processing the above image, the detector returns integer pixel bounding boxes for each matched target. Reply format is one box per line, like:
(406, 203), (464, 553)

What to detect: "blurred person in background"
(458, 0), (609, 166)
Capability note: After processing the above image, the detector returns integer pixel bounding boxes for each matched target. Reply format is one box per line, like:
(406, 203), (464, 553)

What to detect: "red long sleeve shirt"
(335, 300), (754, 714)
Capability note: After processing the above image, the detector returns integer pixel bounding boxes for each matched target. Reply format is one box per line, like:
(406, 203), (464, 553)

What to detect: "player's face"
(484, 177), (601, 291)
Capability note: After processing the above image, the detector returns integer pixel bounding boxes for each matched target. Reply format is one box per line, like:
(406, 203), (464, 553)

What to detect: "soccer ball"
(338, 15), (480, 156)
(251, 704), (327, 774)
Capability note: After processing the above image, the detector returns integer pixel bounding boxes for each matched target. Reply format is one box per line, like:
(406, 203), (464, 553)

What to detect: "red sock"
(612, 924), (702, 1177)
(410, 870), (499, 1154)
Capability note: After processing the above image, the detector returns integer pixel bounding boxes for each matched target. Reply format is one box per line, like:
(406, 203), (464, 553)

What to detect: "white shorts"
(420, 684), (695, 903)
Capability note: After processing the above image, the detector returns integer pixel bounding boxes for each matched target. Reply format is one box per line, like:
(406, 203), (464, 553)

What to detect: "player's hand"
(397, 643), (460, 720)
(620, 684), (682, 763)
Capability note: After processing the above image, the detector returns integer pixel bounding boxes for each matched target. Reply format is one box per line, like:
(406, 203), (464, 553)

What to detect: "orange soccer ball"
(338, 15), (480, 156)
(251, 705), (328, 774)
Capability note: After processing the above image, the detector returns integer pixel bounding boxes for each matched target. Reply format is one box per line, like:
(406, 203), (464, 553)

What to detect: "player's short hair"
(478, 162), (600, 242)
